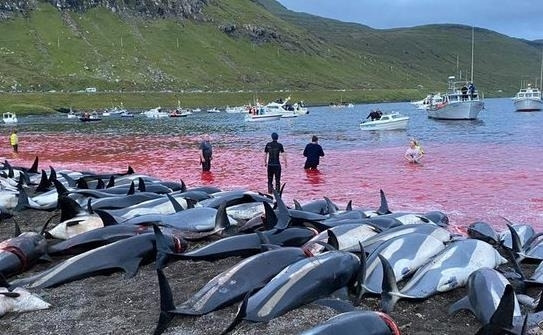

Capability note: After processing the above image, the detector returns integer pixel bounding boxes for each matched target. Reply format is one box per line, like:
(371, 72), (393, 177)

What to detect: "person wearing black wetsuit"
(303, 135), (324, 170)
(264, 132), (287, 194)
(199, 135), (213, 172)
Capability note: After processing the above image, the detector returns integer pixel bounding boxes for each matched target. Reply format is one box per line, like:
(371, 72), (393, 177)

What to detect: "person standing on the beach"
(264, 132), (287, 194)
(303, 135), (324, 170)
(199, 134), (212, 172)
(9, 129), (18, 153)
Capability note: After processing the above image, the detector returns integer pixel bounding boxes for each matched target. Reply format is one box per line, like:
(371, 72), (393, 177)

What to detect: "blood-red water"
(3, 130), (542, 233)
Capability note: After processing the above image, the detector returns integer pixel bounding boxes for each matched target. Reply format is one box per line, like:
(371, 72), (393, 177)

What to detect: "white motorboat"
(67, 109), (77, 119)
(225, 106), (248, 114)
(143, 107), (168, 119)
(265, 97), (308, 117)
(359, 112), (409, 131)
(207, 108), (221, 113)
(512, 84), (542, 111)
(2, 112), (17, 124)
(426, 76), (484, 120)
(244, 106), (281, 122)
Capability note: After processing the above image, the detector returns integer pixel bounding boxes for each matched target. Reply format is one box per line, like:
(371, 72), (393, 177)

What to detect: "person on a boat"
(303, 135), (325, 170)
(405, 138), (424, 164)
(461, 84), (468, 101)
(366, 109), (382, 121)
(468, 82), (476, 98)
(264, 132), (287, 194)
(199, 134), (213, 172)
(9, 129), (18, 153)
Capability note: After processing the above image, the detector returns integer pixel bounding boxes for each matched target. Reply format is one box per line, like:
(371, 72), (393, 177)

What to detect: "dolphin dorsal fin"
(127, 181), (135, 195)
(138, 177), (146, 192)
(28, 156), (39, 174)
(377, 189), (391, 215)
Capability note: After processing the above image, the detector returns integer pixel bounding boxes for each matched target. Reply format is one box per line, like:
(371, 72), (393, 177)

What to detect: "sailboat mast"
(470, 27), (474, 83)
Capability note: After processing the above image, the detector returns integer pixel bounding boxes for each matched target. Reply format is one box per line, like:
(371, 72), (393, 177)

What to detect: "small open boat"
(79, 112), (102, 122)
(359, 112), (409, 131)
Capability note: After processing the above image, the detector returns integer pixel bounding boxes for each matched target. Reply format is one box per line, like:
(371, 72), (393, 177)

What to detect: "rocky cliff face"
(0, 0), (210, 20)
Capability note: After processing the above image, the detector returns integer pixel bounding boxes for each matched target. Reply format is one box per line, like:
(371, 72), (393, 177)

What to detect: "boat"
(207, 108), (221, 113)
(244, 106), (281, 122)
(143, 107), (168, 119)
(2, 112), (17, 124)
(426, 77), (484, 120)
(359, 112), (409, 130)
(67, 109), (78, 119)
(512, 84), (542, 111)
(169, 109), (192, 117)
(427, 28), (484, 120)
(265, 97), (308, 118)
(120, 111), (135, 118)
(192, 108), (202, 113)
(79, 112), (102, 122)
(512, 52), (543, 112)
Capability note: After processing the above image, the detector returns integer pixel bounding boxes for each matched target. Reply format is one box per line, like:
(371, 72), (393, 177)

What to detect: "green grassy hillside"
(0, 0), (541, 109)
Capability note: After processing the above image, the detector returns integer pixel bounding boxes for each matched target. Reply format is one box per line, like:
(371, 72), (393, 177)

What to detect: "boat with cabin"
(143, 107), (169, 119)
(265, 97), (308, 118)
(2, 112), (17, 124)
(359, 111), (409, 131)
(79, 112), (102, 122)
(426, 76), (484, 120)
(512, 84), (542, 111)
(244, 105), (281, 122)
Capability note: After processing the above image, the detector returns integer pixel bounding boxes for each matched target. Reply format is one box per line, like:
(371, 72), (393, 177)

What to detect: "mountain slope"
(0, 0), (540, 95)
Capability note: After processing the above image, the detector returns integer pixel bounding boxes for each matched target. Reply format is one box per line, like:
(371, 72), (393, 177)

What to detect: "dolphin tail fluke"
(476, 284), (517, 335)
(326, 229), (339, 250)
(220, 291), (250, 335)
(506, 224), (527, 262)
(215, 203), (230, 234)
(28, 156), (39, 174)
(153, 224), (171, 269)
(35, 170), (52, 193)
(14, 187), (30, 211)
(166, 194), (184, 213)
(448, 296), (473, 316)
(263, 202), (278, 230)
(377, 189), (391, 215)
(273, 189), (290, 229)
(352, 242), (367, 306)
(154, 269), (175, 335)
(379, 254), (401, 313)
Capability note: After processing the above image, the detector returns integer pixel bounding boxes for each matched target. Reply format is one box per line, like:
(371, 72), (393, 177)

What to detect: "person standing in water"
(303, 135), (324, 170)
(199, 134), (213, 172)
(9, 129), (18, 153)
(264, 132), (287, 194)
(405, 138), (424, 164)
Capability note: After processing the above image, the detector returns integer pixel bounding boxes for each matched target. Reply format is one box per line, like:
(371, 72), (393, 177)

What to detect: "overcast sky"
(276, 0), (543, 41)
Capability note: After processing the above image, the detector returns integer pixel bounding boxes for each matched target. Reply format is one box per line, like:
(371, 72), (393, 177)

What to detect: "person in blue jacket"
(303, 135), (325, 170)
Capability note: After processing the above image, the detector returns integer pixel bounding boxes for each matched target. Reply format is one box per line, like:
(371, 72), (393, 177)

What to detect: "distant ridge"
(0, 0), (541, 95)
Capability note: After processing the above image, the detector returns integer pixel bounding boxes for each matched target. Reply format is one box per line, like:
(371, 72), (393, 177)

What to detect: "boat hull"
(360, 117), (409, 131)
(245, 114), (282, 122)
(513, 99), (542, 112)
(427, 101), (484, 120)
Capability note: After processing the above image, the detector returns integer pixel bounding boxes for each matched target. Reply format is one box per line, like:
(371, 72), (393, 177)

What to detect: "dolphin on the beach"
(303, 223), (380, 255)
(12, 229), (187, 289)
(221, 249), (365, 334)
(299, 310), (400, 335)
(363, 233), (446, 295)
(153, 246), (309, 334)
(467, 221), (500, 245)
(380, 239), (508, 313)
(449, 268), (521, 325)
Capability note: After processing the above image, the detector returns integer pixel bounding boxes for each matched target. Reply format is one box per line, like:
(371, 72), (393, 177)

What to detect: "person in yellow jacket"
(9, 129), (18, 153)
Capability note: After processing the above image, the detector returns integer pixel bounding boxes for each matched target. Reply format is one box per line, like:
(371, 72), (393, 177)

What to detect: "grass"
(0, 0), (541, 103)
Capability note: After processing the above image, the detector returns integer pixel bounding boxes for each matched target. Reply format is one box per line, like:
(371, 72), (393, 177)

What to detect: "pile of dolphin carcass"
(1, 158), (543, 334)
